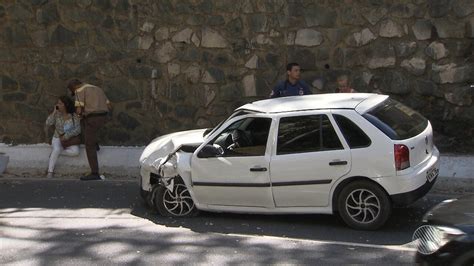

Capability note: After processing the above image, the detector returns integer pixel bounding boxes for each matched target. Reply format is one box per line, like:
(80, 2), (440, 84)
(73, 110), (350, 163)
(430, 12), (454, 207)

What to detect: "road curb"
(0, 143), (143, 178)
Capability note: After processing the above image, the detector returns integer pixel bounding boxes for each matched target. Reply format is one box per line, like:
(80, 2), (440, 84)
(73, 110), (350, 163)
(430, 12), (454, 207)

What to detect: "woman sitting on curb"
(45, 96), (81, 178)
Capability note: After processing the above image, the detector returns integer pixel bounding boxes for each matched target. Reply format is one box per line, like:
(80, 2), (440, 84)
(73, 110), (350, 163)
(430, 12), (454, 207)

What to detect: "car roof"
(237, 93), (389, 114)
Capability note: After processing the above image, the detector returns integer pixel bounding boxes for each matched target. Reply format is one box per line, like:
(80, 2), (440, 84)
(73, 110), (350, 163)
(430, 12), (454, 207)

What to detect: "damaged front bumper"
(139, 143), (201, 207)
(140, 152), (179, 191)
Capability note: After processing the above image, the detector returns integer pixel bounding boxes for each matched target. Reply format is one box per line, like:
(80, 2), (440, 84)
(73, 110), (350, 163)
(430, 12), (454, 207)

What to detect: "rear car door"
(270, 111), (351, 207)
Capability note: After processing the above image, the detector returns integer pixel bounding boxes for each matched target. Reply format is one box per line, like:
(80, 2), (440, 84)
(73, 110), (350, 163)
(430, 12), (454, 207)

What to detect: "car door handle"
(250, 167), (267, 172)
(329, 161), (347, 166)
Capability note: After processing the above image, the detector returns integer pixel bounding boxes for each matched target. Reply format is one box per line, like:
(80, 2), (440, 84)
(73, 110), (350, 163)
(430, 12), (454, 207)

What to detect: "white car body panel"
(139, 129), (205, 191)
(270, 150), (349, 207)
(269, 110), (351, 207)
(139, 129), (206, 174)
(204, 205), (333, 214)
(396, 122), (434, 171)
(191, 114), (275, 208)
(354, 94), (389, 114)
(139, 93), (440, 217)
(332, 109), (395, 178)
(237, 93), (378, 114)
(376, 146), (440, 195)
(191, 155), (274, 207)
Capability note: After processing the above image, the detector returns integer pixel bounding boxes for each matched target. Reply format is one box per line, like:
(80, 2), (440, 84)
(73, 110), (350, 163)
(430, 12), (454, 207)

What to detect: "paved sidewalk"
(0, 144), (473, 194)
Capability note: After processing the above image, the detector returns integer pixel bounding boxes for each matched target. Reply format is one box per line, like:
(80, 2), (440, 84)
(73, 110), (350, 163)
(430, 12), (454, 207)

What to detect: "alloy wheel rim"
(163, 184), (195, 216)
(345, 189), (381, 224)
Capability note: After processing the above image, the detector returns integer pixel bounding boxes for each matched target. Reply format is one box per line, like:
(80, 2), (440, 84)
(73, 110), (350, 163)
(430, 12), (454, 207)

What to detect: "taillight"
(394, 144), (410, 171)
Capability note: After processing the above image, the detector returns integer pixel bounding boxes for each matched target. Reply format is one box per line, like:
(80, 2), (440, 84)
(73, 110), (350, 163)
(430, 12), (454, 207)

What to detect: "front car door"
(191, 115), (275, 207)
(270, 111), (351, 207)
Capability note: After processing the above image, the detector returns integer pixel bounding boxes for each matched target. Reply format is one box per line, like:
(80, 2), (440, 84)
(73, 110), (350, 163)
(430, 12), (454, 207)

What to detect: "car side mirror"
(197, 144), (224, 158)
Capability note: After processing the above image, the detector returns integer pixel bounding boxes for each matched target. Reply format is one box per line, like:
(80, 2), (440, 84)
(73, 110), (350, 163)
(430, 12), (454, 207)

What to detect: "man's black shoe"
(96, 143), (100, 151)
(80, 174), (102, 181)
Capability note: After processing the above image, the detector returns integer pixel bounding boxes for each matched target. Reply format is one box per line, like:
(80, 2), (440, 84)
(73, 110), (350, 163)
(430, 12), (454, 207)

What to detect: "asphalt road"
(0, 178), (458, 265)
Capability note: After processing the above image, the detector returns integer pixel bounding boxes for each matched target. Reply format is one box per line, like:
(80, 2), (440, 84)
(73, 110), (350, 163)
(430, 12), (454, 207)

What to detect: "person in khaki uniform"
(68, 79), (111, 181)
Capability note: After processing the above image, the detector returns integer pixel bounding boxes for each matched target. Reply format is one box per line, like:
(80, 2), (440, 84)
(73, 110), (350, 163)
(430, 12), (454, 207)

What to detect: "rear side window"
(363, 99), (428, 140)
(277, 115), (343, 155)
(333, 114), (371, 148)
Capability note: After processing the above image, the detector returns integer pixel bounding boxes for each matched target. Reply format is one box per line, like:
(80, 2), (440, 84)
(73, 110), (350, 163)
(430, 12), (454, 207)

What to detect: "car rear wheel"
(337, 180), (391, 230)
(153, 178), (198, 217)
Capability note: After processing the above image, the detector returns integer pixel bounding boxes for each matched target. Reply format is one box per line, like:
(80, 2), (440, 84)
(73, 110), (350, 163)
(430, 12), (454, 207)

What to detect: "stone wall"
(0, 0), (473, 152)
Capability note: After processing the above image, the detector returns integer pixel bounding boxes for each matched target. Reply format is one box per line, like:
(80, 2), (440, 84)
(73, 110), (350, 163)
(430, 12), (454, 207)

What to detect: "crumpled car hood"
(139, 129), (206, 172)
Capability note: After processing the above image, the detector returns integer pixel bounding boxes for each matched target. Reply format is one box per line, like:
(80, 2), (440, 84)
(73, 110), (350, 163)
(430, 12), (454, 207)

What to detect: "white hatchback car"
(139, 93), (440, 230)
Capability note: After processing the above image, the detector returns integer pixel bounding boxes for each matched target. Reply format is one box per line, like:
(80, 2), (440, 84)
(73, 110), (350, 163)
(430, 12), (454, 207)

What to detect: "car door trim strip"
(193, 179), (332, 187)
(193, 182), (270, 187)
(272, 179), (332, 186)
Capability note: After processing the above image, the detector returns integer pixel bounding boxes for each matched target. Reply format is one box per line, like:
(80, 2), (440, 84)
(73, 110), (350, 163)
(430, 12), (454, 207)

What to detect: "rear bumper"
(391, 176), (437, 206)
(376, 147), (439, 206)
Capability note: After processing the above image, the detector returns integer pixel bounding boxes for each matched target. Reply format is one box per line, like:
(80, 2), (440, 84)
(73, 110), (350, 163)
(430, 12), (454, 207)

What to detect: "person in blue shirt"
(270, 63), (312, 98)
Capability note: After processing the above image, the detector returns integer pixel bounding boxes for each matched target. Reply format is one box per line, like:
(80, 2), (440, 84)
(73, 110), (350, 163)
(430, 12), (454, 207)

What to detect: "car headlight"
(413, 225), (465, 255)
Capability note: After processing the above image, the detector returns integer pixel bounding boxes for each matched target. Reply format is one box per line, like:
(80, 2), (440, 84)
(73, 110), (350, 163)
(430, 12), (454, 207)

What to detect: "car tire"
(153, 177), (199, 217)
(337, 180), (391, 230)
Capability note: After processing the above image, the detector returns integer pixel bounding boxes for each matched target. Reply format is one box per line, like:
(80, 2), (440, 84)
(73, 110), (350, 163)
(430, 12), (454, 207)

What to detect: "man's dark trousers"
(84, 114), (107, 175)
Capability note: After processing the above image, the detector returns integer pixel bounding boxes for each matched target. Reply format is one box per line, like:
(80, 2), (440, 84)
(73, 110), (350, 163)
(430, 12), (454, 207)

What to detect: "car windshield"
(203, 110), (258, 138)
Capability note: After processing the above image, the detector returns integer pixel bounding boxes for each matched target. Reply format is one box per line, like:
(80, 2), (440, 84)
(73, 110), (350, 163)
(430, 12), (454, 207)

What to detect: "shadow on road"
(0, 179), (450, 248)
(131, 196), (438, 246)
(0, 219), (414, 265)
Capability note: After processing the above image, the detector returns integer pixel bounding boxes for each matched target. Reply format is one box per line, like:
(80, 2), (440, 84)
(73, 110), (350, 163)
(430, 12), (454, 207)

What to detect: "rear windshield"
(362, 99), (428, 140)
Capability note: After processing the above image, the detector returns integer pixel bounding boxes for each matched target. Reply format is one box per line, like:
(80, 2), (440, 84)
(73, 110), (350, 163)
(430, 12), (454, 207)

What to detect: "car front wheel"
(337, 180), (391, 230)
(153, 178), (198, 217)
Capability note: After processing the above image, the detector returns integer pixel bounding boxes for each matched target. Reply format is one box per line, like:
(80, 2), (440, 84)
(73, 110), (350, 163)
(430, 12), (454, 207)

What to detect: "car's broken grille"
(150, 172), (160, 185)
